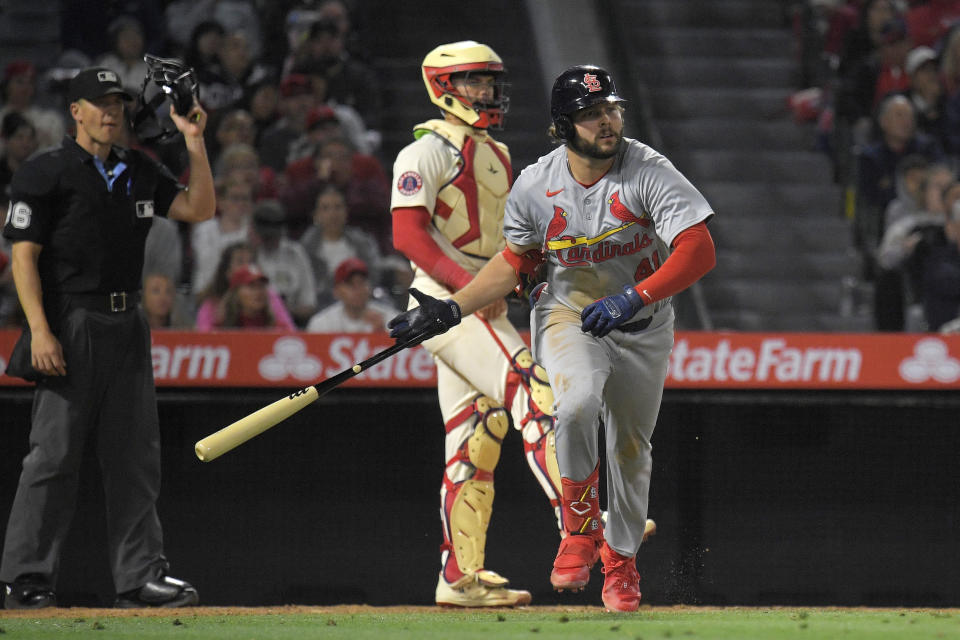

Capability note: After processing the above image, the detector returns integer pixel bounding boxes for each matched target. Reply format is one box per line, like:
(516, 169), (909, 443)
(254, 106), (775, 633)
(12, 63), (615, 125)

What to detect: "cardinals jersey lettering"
(504, 138), (714, 317)
(391, 119), (512, 266)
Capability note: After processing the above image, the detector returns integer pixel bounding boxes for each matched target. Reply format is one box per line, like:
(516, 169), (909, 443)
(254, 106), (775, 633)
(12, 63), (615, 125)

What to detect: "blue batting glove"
(388, 288), (462, 345)
(580, 285), (644, 337)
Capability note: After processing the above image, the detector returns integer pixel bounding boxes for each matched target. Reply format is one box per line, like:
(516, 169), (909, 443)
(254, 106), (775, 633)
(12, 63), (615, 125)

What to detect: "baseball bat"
(194, 333), (429, 462)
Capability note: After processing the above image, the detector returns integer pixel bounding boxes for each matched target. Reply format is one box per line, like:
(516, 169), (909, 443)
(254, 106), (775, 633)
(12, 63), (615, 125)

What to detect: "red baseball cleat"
(550, 533), (601, 590)
(600, 541), (641, 612)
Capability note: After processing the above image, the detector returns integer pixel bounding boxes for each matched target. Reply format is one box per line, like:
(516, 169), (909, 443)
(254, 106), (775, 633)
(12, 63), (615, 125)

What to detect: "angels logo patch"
(396, 171), (423, 196)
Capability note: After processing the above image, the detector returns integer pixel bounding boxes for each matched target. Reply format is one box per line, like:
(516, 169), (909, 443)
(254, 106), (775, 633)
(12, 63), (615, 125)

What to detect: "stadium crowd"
(2, 0), (958, 333)
(793, 0), (960, 332)
(0, 0), (412, 333)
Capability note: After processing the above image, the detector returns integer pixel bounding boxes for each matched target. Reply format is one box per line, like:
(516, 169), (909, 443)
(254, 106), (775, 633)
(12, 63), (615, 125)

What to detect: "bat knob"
(195, 442), (213, 462)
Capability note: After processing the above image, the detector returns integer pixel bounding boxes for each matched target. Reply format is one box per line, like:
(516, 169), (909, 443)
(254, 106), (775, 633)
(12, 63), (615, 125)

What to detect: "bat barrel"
(194, 386), (319, 461)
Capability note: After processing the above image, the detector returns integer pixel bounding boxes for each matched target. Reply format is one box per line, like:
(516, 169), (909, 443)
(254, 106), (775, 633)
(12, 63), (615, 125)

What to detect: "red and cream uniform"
(392, 114), (562, 606)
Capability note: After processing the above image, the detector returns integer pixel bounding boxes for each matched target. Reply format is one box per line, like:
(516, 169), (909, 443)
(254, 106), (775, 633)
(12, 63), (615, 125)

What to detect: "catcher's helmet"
(422, 40), (509, 129)
(131, 54), (199, 143)
(550, 65), (625, 141)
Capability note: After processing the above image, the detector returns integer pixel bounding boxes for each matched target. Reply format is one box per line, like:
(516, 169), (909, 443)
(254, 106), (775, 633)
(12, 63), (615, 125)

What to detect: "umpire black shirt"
(2, 136), (181, 294)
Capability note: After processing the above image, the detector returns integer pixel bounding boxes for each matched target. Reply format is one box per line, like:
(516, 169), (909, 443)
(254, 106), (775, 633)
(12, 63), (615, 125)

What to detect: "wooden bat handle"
(194, 386), (320, 461)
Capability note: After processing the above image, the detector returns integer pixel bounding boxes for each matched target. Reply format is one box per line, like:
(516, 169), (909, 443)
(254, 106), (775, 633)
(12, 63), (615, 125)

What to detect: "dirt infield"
(2, 604), (958, 619)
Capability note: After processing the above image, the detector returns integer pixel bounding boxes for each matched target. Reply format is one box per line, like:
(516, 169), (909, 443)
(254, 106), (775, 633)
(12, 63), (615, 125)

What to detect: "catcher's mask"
(421, 41), (509, 129)
(131, 54), (199, 144)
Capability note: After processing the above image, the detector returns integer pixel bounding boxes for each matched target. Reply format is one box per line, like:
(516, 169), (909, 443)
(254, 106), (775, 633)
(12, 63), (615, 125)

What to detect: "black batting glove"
(580, 285), (644, 337)
(388, 288), (462, 345)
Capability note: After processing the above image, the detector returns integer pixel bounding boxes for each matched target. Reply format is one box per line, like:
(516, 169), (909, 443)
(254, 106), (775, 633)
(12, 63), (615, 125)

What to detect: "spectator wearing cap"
(288, 96), (374, 163)
(280, 134), (391, 250)
(297, 183), (383, 305)
(248, 198), (317, 326)
(305, 257), (398, 333)
(293, 60), (379, 154)
(257, 73), (316, 172)
(194, 240), (295, 330)
(286, 104), (341, 164)
(900, 46), (949, 152)
(215, 263), (284, 329)
(0, 61), (65, 153)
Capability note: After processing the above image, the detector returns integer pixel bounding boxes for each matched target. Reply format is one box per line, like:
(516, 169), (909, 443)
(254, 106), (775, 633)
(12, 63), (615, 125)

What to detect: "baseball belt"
(53, 291), (141, 313)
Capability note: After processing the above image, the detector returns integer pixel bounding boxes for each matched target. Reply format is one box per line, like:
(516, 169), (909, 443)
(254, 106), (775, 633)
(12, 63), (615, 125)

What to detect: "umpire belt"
(55, 291), (141, 313)
(617, 315), (653, 333)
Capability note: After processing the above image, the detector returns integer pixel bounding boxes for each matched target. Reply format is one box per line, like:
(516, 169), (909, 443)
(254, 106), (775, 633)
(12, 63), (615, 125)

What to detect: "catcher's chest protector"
(422, 119), (511, 259)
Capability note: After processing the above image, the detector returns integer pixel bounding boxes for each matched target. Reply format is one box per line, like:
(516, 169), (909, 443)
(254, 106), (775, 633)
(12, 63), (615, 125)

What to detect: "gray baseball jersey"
(504, 137), (714, 317)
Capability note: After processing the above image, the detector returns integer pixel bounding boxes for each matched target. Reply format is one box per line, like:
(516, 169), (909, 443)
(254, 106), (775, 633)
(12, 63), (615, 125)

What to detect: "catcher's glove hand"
(580, 285), (644, 338)
(388, 288), (462, 345)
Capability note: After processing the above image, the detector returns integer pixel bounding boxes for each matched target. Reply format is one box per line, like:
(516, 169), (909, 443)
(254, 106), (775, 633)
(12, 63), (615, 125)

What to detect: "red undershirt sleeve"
(392, 205), (474, 291)
(633, 222), (715, 305)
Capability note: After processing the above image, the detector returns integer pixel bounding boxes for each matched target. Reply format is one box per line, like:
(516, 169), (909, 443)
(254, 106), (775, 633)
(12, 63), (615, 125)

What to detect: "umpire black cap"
(550, 65), (625, 141)
(67, 67), (133, 103)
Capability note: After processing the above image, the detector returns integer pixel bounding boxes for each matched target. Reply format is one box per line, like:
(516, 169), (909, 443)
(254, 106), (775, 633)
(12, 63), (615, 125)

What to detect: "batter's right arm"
(452, 241), (534, 316)
(11, 241), (65, 376)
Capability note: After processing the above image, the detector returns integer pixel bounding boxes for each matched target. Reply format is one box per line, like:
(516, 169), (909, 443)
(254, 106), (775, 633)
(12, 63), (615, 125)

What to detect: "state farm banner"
(1, 329), (959, 389)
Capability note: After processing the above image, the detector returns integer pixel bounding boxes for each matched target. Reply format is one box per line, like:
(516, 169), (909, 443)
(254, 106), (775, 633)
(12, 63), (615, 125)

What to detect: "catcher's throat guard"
(131, 54), (199, 144)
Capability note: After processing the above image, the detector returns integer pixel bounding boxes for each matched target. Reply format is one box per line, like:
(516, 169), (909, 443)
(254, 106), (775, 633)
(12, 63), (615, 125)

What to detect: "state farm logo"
(259, 337), (323, 381)
(669, 338), (862, 383)
(899, 338), (960, 383)
(153, 344), (230, 379)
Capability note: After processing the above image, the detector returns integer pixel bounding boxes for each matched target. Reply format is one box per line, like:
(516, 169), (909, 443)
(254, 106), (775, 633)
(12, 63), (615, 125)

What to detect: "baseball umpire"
(390, 65), (716, 611)
(1, 66), (215, 608)
(390, 41), (566, 607)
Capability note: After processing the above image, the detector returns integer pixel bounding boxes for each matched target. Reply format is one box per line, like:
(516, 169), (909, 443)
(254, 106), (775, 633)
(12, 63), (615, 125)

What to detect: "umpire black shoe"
(4, 576), (57, 609)
(115, 574), (198, 608)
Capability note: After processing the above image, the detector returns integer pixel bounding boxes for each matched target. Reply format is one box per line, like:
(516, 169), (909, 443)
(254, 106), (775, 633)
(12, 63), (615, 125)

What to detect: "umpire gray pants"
(0, 303), (165, 594)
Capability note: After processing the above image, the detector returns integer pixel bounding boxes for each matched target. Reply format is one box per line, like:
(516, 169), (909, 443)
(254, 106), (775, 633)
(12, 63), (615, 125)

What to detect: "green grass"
(0, 607), (957, 639)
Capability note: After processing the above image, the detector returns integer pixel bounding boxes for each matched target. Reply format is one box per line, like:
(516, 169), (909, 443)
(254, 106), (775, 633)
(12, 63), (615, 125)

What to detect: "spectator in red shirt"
(906, 0), (960, 47)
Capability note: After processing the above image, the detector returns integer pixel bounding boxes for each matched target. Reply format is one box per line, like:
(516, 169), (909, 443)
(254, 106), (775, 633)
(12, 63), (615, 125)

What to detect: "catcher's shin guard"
(440, 396), (509, 583)
(551, 465), (604, 591)
(508, 348), (564, 532)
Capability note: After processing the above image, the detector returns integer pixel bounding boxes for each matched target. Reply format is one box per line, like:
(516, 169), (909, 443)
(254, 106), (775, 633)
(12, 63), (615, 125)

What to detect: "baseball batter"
(389, 65), (716, 611)
(390, 41), (563, 607)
